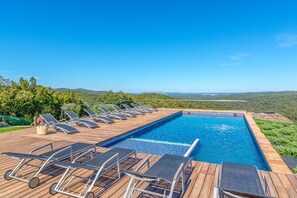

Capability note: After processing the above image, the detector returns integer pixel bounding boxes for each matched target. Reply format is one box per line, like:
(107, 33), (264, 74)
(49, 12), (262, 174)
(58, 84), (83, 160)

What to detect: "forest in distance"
(1, 75), (297, 123)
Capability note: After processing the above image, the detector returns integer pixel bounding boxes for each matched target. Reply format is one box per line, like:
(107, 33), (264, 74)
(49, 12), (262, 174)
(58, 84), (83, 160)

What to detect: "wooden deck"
(0, 109), (296, 197)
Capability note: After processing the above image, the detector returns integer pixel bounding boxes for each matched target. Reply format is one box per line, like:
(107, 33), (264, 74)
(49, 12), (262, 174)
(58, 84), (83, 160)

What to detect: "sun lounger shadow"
(138, 164), (194, 198)
(76, 156), (142, 196)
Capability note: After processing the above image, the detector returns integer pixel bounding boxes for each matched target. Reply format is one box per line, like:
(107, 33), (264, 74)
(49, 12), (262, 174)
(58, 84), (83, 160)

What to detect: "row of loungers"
(1, 142), (272, 198)
(40, 102), (157, 135)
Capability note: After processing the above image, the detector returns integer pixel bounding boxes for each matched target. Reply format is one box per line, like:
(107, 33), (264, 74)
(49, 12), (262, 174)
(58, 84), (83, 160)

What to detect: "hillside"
(54, 88), (106, 94)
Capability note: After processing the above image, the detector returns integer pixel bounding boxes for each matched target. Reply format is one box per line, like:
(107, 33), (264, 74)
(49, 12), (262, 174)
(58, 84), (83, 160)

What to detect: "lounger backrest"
(40, 113), (58, 124)
(100, 107), (110, 114)
(131, 103), (138, 108)
(113, 105), (121, 111)
(123, 104), (130, 109)
(84, 109), (96, 116)
(65, 111), (79, 120)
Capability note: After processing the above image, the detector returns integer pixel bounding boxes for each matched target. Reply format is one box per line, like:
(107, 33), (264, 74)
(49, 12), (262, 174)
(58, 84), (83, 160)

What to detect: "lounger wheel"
(85, 192), (94, 198)
(28, 177), (40, 188)
(49, 183), (58, 195)
(4, 169), (13, 180)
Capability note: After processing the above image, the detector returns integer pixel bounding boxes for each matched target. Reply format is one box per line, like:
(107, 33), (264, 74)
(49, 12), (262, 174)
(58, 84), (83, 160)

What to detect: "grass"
(255, 119), (297, 173)
(0, 126), (30, 133)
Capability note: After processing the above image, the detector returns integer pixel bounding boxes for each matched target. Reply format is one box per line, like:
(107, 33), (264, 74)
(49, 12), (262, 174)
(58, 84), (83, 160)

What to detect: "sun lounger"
(1, 142), (95, 188)
(99, 106), (127, 120)
(214, 162), (272, 198)
(138, 102), (158, 111)
(84, 109), (114, 124)
(123, 104), (145, 115)
(40, 113), (78, 134)
(123, 154), (192, 198)
(49, 147), (136, 198)
(111, 105), (137, 117)
(65, 111), (99, 129)
(131, 103), (152, 113)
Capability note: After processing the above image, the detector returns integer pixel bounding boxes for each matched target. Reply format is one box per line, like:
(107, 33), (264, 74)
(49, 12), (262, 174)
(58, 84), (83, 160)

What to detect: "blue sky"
(0, 0), (297, 93)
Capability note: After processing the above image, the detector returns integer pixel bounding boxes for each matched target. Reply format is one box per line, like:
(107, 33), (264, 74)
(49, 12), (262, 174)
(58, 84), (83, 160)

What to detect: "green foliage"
(0, 115), (31, 126)
(255, 119), (297, 158)
(294, 166), (297, 173)
(0, 76), (83, 121)
(170, 92), (297, 122)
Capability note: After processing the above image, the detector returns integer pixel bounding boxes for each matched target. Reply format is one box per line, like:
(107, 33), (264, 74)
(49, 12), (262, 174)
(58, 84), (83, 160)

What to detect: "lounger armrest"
(48, 145), (73, 160)
(173, 163), (184, 181)
(29, 143), (54, 154)
(135, 157), (150, 172)
(47, 121), (56, 127)
(72, 149), (95, 163)
(101, 153), (119, 168)
(59, 118), (67, 123)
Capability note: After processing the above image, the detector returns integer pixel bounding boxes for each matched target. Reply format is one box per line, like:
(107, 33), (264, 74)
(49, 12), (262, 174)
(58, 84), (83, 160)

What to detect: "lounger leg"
(10, 158), (29, 178)
(168, 181), (176, 198)
(55, 167), (76, 191)
(117, 157), (121, 179)
(213, 187), (219, 198)
(126, 179), (140, 198)
(85, 166), (104, 195)
(123, 178), (134, 198)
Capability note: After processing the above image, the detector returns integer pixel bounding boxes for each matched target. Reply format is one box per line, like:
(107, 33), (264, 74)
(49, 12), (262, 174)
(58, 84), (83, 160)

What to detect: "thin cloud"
(218, 62), (242, 67)
(229, 53), (252, 61)
(276, 34), (297, 47)
(218, 52), (251, 66)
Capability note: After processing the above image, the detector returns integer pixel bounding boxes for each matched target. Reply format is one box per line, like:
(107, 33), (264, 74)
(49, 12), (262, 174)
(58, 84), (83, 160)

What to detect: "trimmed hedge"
(0, 115), (31, 126)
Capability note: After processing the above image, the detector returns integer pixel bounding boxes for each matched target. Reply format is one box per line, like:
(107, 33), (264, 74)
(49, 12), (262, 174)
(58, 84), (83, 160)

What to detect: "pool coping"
(166, 108), (291, 174)
(100, 108), (291, 174)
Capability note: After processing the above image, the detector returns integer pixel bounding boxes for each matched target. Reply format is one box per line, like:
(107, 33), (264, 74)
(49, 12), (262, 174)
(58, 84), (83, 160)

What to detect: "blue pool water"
(103, 113), (269, 170)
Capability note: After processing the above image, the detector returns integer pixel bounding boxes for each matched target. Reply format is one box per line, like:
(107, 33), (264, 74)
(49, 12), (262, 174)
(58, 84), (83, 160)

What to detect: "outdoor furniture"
(123, 154), (192, 198)
(122, 104), (145, 115)
(111, 105), (137, 118)
(99, 106), (127, 120)
(138, 102), (158, 111)
(131, 103), (152, 113)
(64, 110), (99, 129)
(84, 109), (114, 124)
(214, 162), (272, 198)
(49, 147), (136, 198)
(40, 113), (78, 134)
(1, 142), (96, 188)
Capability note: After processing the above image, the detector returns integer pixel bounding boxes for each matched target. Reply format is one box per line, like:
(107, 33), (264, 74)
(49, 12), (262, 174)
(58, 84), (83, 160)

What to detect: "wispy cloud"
(229, 53), (252, 61)
(218, 62), (242, 67)
(218, 52), (251, 67)
(276, 33), (297, 47)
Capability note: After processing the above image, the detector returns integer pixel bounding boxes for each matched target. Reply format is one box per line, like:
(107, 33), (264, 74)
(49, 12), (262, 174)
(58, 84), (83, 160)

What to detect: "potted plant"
(35, 116), (49, 135)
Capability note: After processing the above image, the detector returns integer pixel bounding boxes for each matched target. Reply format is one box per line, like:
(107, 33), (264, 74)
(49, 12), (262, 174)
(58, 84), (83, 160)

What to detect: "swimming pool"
(100, 111), (270, 170)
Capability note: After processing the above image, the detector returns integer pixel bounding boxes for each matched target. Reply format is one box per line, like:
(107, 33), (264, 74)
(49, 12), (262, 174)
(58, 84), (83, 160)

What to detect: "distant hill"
(165, 91), (297, 100)
(54, 88), (106, 95)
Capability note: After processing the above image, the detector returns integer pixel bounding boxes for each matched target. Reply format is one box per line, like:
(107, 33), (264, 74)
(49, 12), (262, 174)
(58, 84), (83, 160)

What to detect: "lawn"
(0, 126), (30, 133)
(255, 119), (297, 173)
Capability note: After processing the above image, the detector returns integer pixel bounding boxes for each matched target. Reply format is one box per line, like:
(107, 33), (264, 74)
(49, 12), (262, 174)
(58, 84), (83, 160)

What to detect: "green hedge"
(0, 115), (31, 126)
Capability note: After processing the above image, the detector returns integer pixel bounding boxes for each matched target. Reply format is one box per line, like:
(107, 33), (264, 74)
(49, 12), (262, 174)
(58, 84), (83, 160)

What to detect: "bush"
(255, 119), (297, 158)
(0, 115), (31, 126)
